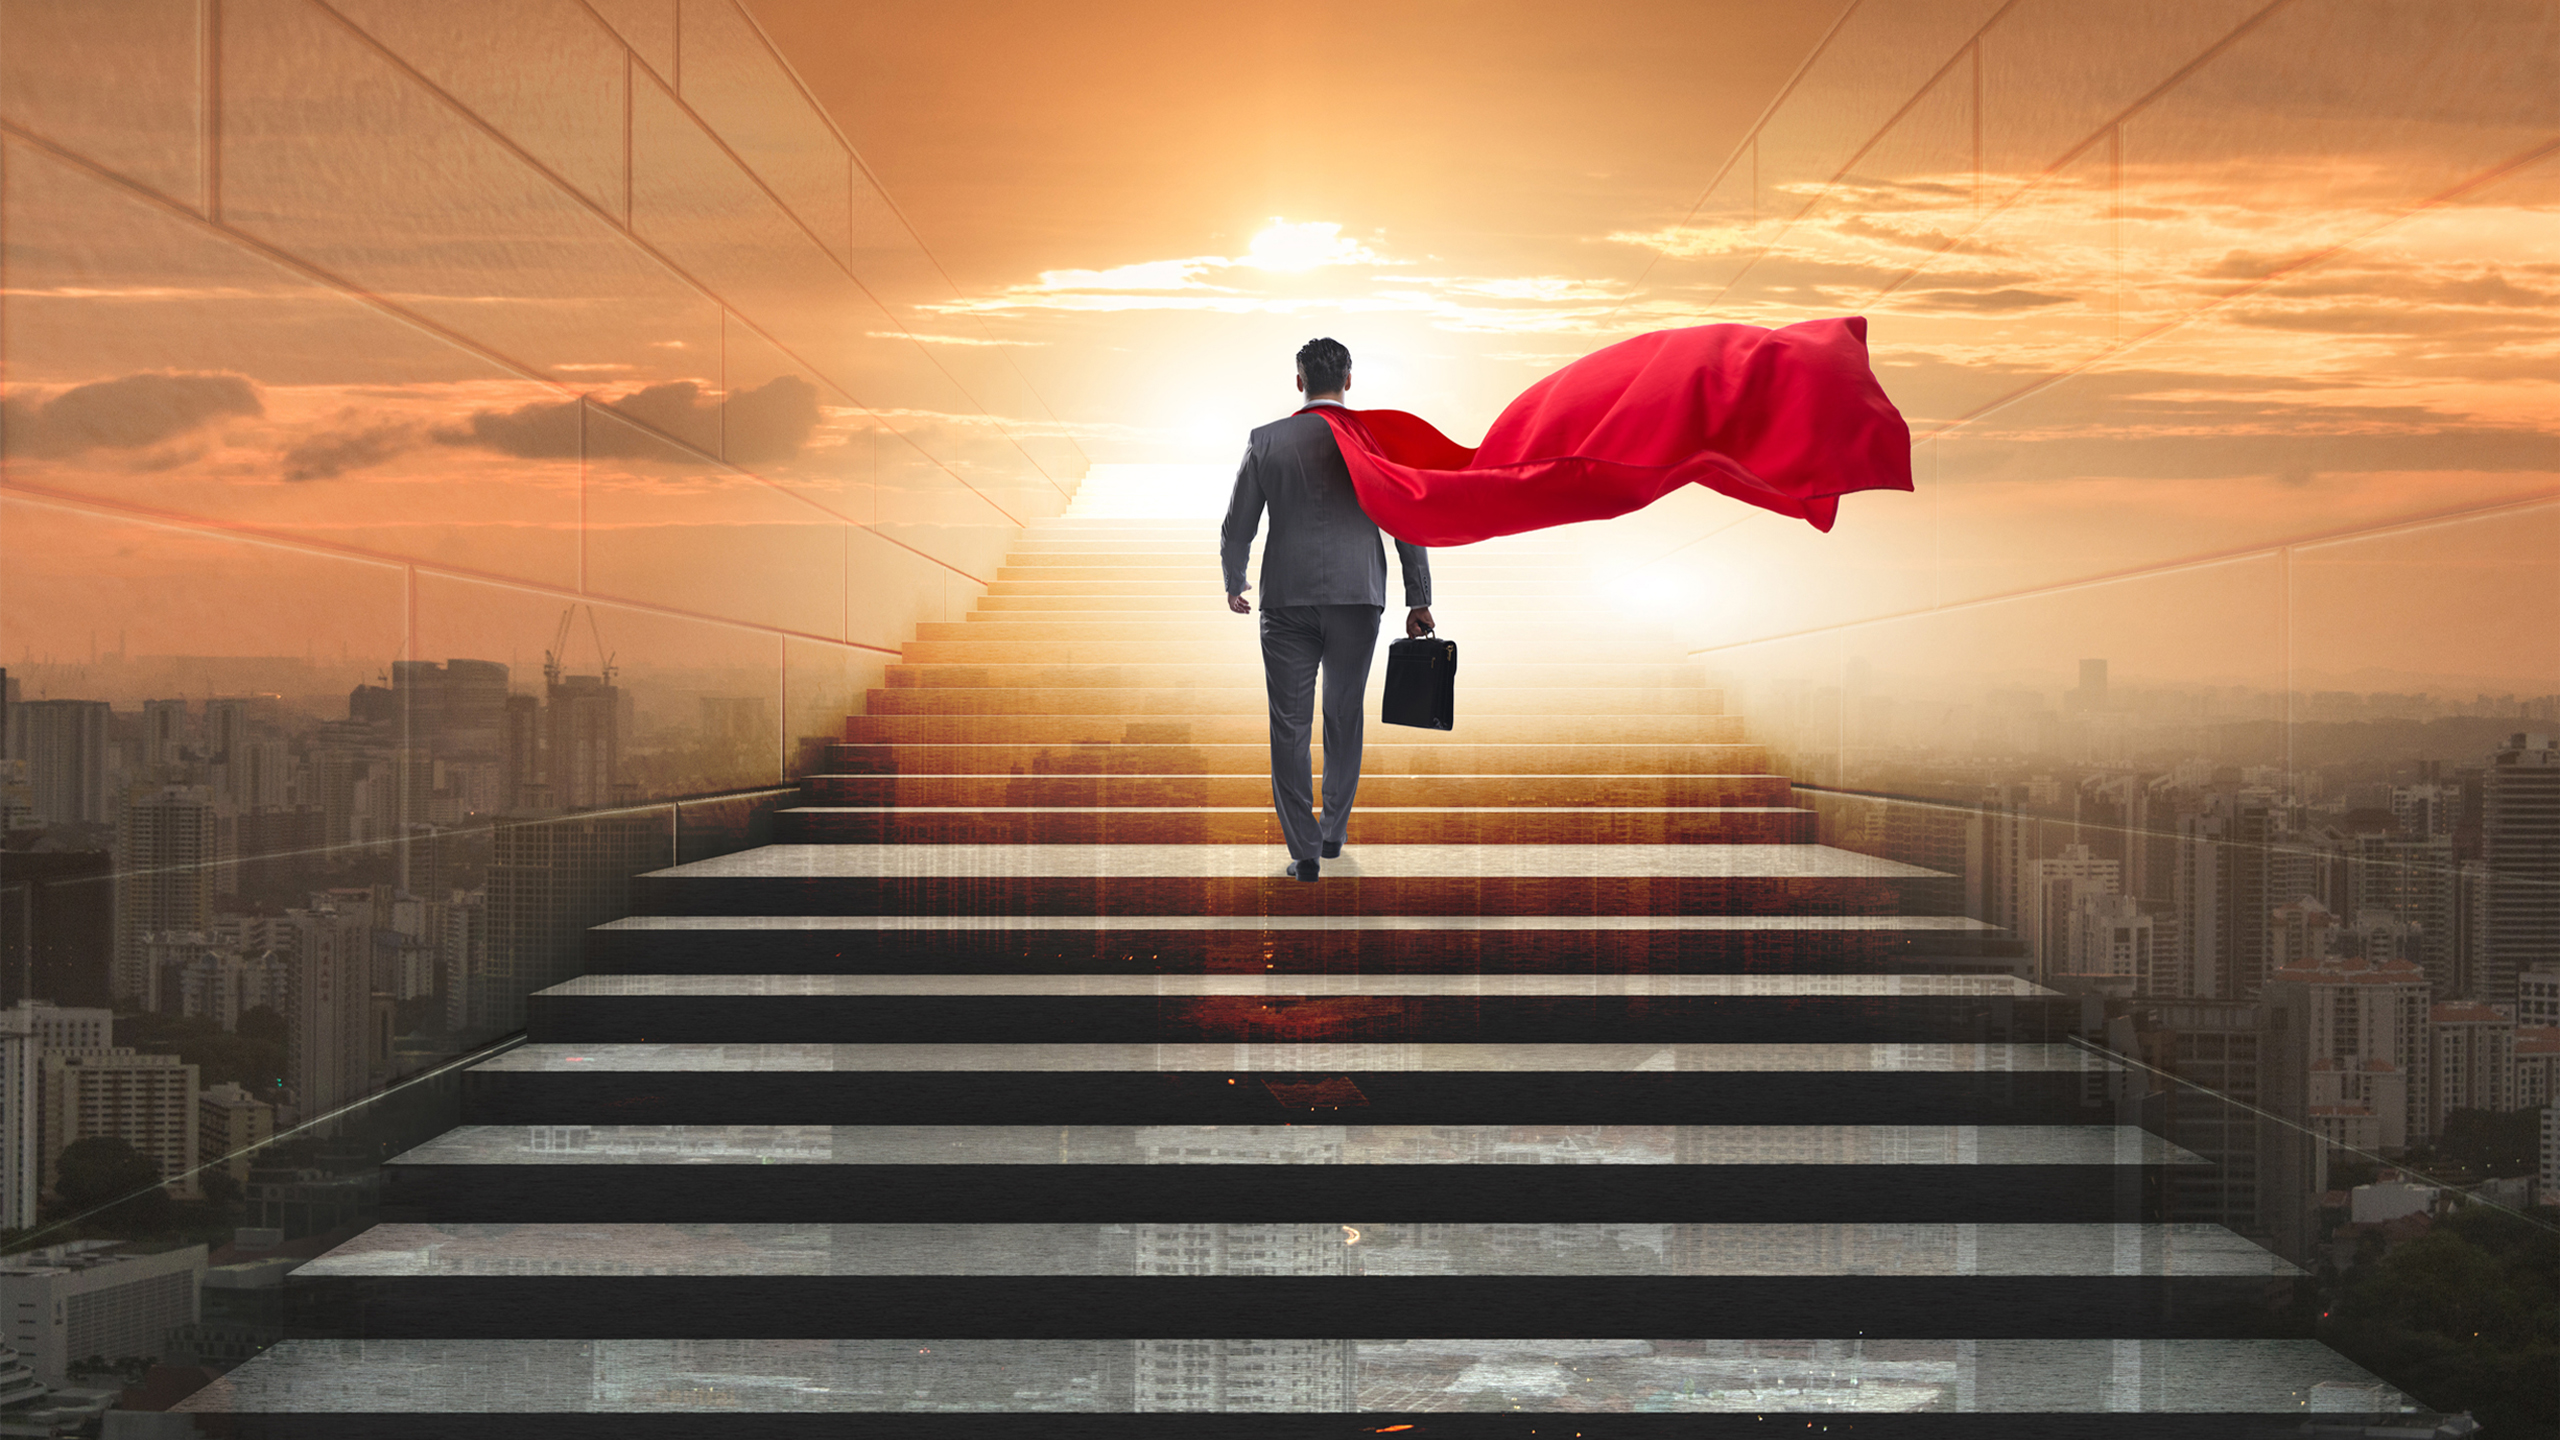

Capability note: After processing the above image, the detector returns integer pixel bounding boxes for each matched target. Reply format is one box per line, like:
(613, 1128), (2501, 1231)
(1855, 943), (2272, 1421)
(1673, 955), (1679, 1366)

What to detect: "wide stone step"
(627, 843), (1959, 917)
(798, 773), (1791, 807)
(975, 593), (1574, 612)
(841, 714), (1744, 746)
(457, 1041), (2124, 1127)
(863, 685), (1727, 715)
(581, 914), (2026, 976)
(988, 579), (1587, 597)
(901, 639), (1677, 665)
(522, 973), (2071, 1046)
(280, 1222), (2292, 1341)
(772, 805), (1815, 845)
(883, 661), (1715, 688)
(378, 1123), (2184, 1224)
(824, 742), (1769, 775)
(182, 1336), (2424, 1436)
(917, 621), (1678, 644)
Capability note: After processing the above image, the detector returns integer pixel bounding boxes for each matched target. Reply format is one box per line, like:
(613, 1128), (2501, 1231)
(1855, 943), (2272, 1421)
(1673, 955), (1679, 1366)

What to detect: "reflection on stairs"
(184, 484), (2420, 1433)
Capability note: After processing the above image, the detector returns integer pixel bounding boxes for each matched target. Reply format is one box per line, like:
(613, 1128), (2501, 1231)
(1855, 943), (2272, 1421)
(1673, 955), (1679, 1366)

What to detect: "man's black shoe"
(1287, 858), (1320, 882)
(1321, 842), (1342, 859)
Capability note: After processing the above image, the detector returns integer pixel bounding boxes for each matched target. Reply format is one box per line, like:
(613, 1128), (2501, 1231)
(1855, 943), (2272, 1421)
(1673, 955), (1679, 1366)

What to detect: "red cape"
(1300, 316), (1911, 546)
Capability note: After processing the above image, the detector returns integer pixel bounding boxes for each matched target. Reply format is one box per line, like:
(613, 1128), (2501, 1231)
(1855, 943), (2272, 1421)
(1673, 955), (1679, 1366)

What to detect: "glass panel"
(0, 0), (201, 206)
(2117, 0), (2560, 336)
(628, 70), (976, 468)
(875, 465), (1015, 581)
(1752, 0), (2008, 221)
(718, 308), (863, 518)
(326, 0), (628, 215)
(781, 634), (883, 777)
(1729, 61), (1977, 322)
(3, 140), (583, 589)
(675, 0), (851, 263)
(846, 523), (954, 652)
(580, 403), (850, 639)
(409, 569), (785, 806)
(219, 0), (723, 438)
(1871, 141), (2120, 430)
(1977, 0), (2266, 203)
(586, 0), (676, 81)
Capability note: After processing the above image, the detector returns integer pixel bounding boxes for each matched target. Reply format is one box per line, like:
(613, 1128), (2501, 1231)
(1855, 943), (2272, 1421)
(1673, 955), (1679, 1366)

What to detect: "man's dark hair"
(1296, 337), (1351, 395)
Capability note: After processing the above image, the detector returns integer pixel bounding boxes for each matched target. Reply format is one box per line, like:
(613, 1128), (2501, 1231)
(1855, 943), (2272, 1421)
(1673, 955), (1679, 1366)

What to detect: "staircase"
(184, 470), (2419, 1434)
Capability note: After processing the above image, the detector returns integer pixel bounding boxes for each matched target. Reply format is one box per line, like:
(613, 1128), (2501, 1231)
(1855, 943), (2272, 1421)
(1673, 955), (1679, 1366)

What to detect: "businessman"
(1221, 337), (1434, 882)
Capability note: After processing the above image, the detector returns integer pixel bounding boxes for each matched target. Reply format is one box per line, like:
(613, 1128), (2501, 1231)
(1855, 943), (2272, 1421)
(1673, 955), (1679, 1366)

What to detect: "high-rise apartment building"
(0, 1241), (205, 1388)
(2065, 892), (2175, 994)
(7, 700), (111, 826)
(2178, 793), (2278, 999)
(139, 699), (189, 774)
(2260, 952), (2431, 1150)
(2519, 964), (2560, 1029)
(2429, 1002), (2515, 1127)
(113, 787), (217, 1003)
(198, 1082), (276, 1189)
(2027, 844), (2118, 984)
(287, 906), (372, 1119)
(38, 1048), (200, 1200)
(0, 1019), (36, 1231)
(2479, 733), (2560, 1007)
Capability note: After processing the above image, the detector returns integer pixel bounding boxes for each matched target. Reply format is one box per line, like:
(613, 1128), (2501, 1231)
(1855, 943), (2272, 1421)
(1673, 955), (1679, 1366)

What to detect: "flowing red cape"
(1300, 316), (1911, 546)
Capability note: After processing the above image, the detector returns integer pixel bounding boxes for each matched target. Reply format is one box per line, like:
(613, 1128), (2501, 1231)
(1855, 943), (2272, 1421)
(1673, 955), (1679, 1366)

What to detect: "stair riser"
(842, 717), (1745, 745)
(458, 1074), (2112, 1128)
(864, 688), (1728, 715)
(915, 624), (1682, 644)
(381, 1163), (2164, 1225)
(823, 744), (1769, 775)
(976, 596), (1577, 611)
(163, 1409), (2354, 1438)
(523, 996), (2084, 1046)
(903, 642), (1675, 664)
(630, 875), (1960, 918)
(284, 1276), (2280, 1342)
(771, 810), (1816, 845)
(580, 927), (2026, 975)
(799, 775), (1793, 806)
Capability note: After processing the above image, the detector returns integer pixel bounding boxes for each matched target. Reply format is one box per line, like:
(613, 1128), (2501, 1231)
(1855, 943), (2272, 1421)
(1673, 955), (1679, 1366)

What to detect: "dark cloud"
(437, 375), (821, 466)
(281, 416), (419, 482)
(717, 375), (821, 464)
(4, 372), (262, 456)
(1900, 287), (2078, 313)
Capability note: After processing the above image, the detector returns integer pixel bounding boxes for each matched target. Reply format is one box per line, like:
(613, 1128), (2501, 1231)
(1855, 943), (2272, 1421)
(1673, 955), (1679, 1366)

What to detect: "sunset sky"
(1, 0), (2553, 708)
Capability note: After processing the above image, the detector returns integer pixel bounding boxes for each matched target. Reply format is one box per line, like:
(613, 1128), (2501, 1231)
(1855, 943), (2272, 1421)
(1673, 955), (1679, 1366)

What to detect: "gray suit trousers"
(1259, 603), (1383, 861)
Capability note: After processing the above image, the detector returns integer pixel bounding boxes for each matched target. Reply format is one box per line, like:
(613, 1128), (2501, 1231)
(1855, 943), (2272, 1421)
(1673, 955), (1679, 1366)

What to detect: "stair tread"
(184, 1337), (2419, 1420)
(300, 1221), (2293, 1278)
(645, 843), (1940, 881)
(531, 973), (2046, 997)
(473, 1041), (2117, 1073)
(391, 1123), (2195, 1168)
(594, 913), (1999, 932)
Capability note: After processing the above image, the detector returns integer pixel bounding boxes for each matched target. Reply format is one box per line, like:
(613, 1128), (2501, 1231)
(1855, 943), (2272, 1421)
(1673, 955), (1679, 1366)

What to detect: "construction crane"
(543, 605), (617, 689)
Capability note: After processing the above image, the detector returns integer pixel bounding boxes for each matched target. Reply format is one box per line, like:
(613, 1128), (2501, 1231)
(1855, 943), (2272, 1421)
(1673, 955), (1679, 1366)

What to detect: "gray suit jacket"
(1220, 407), (1432, 610)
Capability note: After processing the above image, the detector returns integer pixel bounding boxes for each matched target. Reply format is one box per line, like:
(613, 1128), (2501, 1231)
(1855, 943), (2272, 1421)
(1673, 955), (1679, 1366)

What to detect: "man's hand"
(1228, 591), (1253, 615)
(1406, 606), (1434, 638)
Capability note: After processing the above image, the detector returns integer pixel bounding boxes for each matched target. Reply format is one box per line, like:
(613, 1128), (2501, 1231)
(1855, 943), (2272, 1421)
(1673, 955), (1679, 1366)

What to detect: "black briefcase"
(1382, 632), (1457, 729)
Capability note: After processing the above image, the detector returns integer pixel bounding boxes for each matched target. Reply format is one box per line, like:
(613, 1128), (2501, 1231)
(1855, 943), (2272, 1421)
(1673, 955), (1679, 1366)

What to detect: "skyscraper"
(8, 700), (111, 826)
(113, 787), (217, 1003)
(0, 1017), (36, 1231)
(139, 699), (190, 774)
(288, 905), (372, 1119)
(2479, 733), (2560, 1007)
